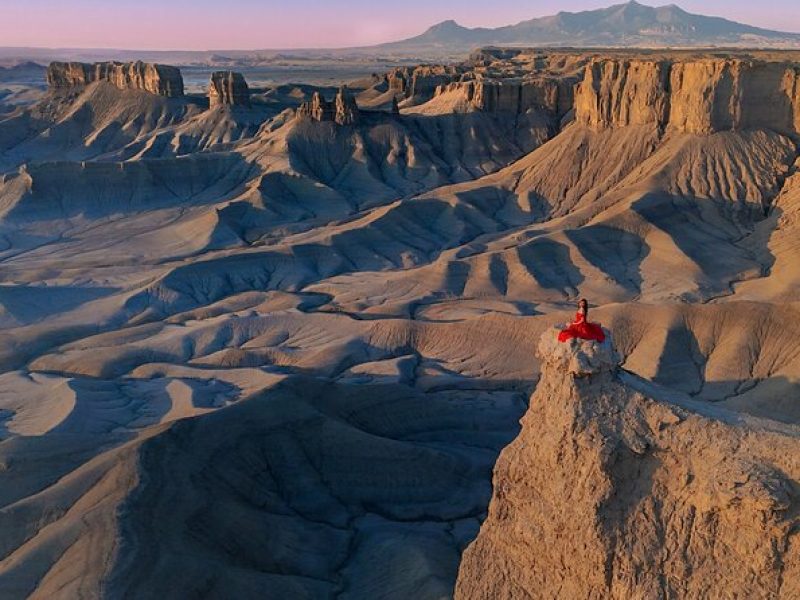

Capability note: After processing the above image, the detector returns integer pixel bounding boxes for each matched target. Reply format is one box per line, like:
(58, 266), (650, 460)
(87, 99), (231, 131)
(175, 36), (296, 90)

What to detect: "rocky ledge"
(46, 61), (184, 97)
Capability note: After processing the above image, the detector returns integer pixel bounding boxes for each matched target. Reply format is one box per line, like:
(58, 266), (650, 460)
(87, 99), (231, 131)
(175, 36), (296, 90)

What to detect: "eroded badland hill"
(1, 48), (800, 598)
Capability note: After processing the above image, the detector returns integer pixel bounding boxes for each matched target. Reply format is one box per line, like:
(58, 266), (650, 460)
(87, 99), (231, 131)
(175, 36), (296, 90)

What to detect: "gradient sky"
(6, 0), (800, 50)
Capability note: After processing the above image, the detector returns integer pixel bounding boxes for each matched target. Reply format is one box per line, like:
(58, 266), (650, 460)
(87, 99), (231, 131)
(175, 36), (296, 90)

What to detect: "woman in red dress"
(558, 298), (605, 343)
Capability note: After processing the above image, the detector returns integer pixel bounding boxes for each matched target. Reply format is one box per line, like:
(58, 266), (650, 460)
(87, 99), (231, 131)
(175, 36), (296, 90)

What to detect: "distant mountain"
(0, 60), (46, 83)
(378, 1), (800, 52)
(1, 1), (798, 67)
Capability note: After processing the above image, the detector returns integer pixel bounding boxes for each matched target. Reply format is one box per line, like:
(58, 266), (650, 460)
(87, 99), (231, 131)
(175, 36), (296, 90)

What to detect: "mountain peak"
(615, 0), (652, 14)
(425, 20), (467, 33)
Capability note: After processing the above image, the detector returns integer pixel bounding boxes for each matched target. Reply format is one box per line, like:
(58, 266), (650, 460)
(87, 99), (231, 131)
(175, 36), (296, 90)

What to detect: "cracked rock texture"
(455, 330), (800, 599)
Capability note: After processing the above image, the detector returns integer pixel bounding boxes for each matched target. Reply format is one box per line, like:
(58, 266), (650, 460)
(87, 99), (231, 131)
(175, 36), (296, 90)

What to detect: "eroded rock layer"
(385, 50), (800, 136)
(46, 60), (185, 97)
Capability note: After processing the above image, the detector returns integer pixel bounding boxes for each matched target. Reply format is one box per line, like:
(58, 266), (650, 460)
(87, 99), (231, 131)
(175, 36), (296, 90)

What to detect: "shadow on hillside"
(0, 284), (118, 325)
(5, 152), (254, 222)
(517, 237), (584, 297)
(650, 322), (800, 424)
(632, 193), (778, 291)
(565, 224), (650, 294)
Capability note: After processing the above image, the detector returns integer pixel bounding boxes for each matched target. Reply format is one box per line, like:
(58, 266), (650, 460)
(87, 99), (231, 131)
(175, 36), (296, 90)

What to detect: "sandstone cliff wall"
(46, 61), (184, 97)
(575, 60), (671, 128)
(575, 58), (800, 137)
(455, 331), (800, 599)
(434, 79), (574, 117)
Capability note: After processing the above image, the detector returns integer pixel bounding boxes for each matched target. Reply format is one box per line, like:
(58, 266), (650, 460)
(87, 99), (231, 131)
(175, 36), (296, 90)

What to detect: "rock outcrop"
(386, 67), (410, 95)
(46, 61), (184, 97)
(296, 86), (359, 125)
(455, 329), (800, 599)
(575, 58), (800, 137)
(386, 65), (466, 105)
(208, 71), (250, 107)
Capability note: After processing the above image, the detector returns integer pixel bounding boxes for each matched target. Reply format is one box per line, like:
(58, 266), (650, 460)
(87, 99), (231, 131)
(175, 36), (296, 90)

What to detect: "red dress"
(558, 312), (605, 343)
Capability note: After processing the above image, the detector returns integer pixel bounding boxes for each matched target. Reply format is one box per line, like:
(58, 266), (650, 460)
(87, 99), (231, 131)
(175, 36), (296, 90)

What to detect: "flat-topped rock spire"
(296, 86), (359, 125)
(208, 71), (250, 107)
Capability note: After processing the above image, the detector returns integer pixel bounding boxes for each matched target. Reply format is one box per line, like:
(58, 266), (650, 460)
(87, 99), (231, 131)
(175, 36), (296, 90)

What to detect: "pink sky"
(5, 0), (800, 50)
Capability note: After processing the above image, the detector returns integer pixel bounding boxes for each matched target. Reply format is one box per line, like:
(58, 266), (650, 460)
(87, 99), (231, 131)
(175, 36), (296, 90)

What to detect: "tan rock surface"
(575, 57), (800, 136)
(432, 79), (574, 117)
(456, 332), (800, 599)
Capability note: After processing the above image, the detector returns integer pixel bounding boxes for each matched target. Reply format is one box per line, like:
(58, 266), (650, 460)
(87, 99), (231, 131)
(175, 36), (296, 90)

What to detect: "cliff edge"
(455, 329), (800, 599)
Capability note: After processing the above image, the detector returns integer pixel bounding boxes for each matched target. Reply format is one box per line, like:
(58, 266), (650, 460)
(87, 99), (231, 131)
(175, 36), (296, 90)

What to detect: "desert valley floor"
(1, 47), (800, 598)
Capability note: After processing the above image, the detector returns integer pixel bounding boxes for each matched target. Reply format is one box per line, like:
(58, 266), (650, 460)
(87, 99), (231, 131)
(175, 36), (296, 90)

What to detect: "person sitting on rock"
(558, 298), (605, 343)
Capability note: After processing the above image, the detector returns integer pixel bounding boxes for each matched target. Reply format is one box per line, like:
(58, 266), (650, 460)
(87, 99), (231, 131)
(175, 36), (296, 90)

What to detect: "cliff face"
(296, 86), (359, 125)
(46, 61), (184, 97)
(669, 60), (800, 136)
(455, 330), (800, 599)
(574, 60), (671, 128)
(434, 79), (574, 117)
(208, 71), (250, 107)
(45, 61), (94, 89)
(575, 58), (800, 137)
(387, 53), (800, 137)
